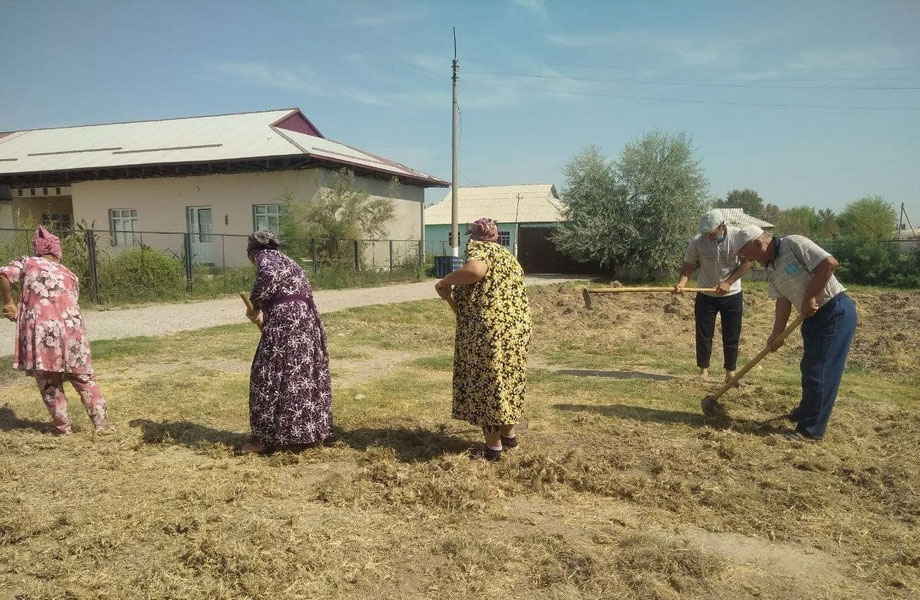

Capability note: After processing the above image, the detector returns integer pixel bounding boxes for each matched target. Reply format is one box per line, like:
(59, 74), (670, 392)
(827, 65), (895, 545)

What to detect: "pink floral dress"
(0, 256), (94, 375)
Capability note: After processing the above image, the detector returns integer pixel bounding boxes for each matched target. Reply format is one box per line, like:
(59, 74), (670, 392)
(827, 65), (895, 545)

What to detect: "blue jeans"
(797, 293), (857, 439)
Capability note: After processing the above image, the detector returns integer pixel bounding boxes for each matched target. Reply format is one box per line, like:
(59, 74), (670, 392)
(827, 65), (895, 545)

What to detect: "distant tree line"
(555, 134), (919, 288)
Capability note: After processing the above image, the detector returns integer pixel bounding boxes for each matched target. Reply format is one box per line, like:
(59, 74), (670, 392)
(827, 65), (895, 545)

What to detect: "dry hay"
(533, 284), (920, 375)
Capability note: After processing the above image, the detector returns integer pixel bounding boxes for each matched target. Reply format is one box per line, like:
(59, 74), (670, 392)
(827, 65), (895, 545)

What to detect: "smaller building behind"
(425, 184), (580, 272)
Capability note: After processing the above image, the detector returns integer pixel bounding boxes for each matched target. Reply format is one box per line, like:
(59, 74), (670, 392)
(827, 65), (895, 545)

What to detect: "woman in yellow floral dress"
(435, 218), (532, 460)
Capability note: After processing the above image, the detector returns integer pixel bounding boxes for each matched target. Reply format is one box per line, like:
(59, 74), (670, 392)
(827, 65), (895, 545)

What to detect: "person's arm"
(715, 259), (752, 295)
(767, 297), (793, 352)
(435, 260), (488, 299)
(674, 262), (695, 294)
(801, 256), (838, 317)
(0, 274), (17, 321)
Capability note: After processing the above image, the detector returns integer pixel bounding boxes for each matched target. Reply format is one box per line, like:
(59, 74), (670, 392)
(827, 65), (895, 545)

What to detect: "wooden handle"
(239, 292), (263, 332)
(588, 286), (718, 294)
(710, 314), (806, 402)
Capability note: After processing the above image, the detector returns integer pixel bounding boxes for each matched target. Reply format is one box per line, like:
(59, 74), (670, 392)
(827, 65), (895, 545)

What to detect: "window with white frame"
(109, 208), (139, 246)
(253, 204), (284, 234)
(498, 231), (511, 247)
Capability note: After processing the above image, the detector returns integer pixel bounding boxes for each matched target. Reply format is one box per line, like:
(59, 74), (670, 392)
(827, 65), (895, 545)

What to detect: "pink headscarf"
(467, 217), (499, 243)
(33, 226), (62, 260)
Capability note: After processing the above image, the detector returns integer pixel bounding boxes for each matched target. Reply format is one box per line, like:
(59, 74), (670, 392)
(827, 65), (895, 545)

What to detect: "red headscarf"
(467, 217), (499, 243)
(33, 225), (62, 260)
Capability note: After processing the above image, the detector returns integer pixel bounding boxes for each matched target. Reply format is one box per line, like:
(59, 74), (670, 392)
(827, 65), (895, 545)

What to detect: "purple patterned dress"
(249, 249), (333, 447)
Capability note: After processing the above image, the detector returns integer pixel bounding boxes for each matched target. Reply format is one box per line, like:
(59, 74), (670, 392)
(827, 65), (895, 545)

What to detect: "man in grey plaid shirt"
(735, 226), (857, 441)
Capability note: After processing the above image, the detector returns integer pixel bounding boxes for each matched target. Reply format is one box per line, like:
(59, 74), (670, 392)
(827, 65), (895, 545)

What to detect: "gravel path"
(0, 275), (586, 357)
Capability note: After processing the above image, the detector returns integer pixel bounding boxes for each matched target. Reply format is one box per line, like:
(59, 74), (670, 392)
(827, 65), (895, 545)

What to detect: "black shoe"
(483, 446), (503, 461)
(500, 434), (518, 448)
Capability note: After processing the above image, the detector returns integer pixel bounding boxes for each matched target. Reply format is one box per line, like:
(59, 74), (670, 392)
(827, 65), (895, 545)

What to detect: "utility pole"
(899, 202), (905, 239)
(514, 193), (522, 258)
(450, 27), (460, 258)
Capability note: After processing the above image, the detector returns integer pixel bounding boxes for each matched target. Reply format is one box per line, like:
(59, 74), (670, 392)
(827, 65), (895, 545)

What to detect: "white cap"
(734, 225), (765, 250)
(698, 209), (724, 234)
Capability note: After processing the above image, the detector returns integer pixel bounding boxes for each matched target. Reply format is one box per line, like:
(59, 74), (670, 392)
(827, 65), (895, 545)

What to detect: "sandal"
(500, 434), (518, 448)
(483, 446), (502, 462)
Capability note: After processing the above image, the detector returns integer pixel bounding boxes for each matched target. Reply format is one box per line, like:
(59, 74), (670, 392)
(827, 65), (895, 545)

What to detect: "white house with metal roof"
(718, 208), (774, 231)
(0, 108), (447, 265)
(425, 184), (575, 272)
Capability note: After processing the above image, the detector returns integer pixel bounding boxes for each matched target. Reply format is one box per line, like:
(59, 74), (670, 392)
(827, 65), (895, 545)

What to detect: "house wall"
(71, 169), (425, 267)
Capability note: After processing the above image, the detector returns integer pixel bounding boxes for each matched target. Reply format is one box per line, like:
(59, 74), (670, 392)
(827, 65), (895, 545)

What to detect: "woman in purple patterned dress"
(240, 231), (333, 455)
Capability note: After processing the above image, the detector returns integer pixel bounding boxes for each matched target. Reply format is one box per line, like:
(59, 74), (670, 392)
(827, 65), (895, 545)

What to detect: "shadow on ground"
(337, 425), (475, 462)
(129, 418), (248, 449)
(0, 405), (53, 434)
(555, 369), (676, 381)
(554, 402), (791, 436)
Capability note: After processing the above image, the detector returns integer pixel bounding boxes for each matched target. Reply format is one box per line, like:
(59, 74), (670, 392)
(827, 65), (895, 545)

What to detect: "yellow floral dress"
(451, 240), (532, 426)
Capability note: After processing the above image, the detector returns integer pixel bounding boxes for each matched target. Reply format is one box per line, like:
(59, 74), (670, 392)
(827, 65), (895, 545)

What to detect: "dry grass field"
(1, 283), (918, 599)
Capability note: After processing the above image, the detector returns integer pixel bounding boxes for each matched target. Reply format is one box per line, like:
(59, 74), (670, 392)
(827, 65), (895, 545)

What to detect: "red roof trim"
(271, 108), (324, 139)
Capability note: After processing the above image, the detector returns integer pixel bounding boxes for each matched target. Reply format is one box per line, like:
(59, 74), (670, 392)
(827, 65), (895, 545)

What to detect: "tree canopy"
(553, 131), (709, 273)
(838, 196), (897, 241)
(713, 188), (765, 220)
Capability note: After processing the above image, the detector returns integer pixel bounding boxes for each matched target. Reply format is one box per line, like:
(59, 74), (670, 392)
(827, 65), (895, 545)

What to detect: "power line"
(464, 69), (920, 91)
(463, 56), (920, 73)
(466, 84), (920, 111)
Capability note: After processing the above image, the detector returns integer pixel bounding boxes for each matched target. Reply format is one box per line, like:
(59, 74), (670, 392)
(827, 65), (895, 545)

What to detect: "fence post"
(311, 238), (318, 274)
(389, 240), (394, 273)
(183, 233), (193, 293)
(85, 229), (100, 305)
(354, 239), (359, 271)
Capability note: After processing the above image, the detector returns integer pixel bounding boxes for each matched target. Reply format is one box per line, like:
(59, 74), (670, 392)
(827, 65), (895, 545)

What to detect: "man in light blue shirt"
(736, 226), (856, 441)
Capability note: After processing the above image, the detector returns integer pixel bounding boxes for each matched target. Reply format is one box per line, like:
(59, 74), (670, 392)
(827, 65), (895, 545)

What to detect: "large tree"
(774, 206), (820, 237)
(554, 131), (709, 272)
(838, 195), (897, 241)
(713, 188), (765, 219)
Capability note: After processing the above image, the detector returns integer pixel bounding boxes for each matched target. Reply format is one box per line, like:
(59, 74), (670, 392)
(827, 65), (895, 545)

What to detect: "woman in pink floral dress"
(0, 226), (113, 436)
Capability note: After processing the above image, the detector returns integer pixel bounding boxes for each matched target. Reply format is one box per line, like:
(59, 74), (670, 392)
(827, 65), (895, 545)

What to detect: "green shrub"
(96, 246), (186, 303)
(833, 237), (920, 288)
(190, 266), (256, 298)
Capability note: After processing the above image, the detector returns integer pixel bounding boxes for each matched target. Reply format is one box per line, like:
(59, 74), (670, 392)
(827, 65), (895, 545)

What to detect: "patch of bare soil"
(333, 347), (423, 387)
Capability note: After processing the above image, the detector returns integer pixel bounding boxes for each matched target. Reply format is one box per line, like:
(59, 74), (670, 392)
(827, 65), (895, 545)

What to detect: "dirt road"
(0, 275), (586, 357)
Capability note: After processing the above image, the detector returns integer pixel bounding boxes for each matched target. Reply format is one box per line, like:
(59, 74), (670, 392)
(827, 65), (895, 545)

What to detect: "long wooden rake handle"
(591, 286), (717, 293)
(709, 314), (806, 402)
(582, 286), (718, 308)
(239, 292), (264, 332)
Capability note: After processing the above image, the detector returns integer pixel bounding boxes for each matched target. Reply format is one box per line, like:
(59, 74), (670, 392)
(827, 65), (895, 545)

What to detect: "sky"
(1, 0), (918, 223)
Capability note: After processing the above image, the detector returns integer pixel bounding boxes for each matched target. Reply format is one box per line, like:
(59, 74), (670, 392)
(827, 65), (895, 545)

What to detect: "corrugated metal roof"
(719, 208), (774, 229)
(425, 184), (563, 225)
(0, 108), (447, 186)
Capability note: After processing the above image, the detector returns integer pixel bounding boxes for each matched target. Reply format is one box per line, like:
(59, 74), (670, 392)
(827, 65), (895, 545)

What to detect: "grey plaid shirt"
(766, 235), (845, 312)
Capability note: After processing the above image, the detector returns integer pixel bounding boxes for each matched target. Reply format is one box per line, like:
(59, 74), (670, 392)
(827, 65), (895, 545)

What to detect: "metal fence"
(1, 227), (427, 305)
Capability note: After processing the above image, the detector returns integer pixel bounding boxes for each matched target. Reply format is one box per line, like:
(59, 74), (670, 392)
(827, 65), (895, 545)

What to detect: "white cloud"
(352, 7), (427, 27)
(207, 61), (449, 110)
(510, 0), (547, 19)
